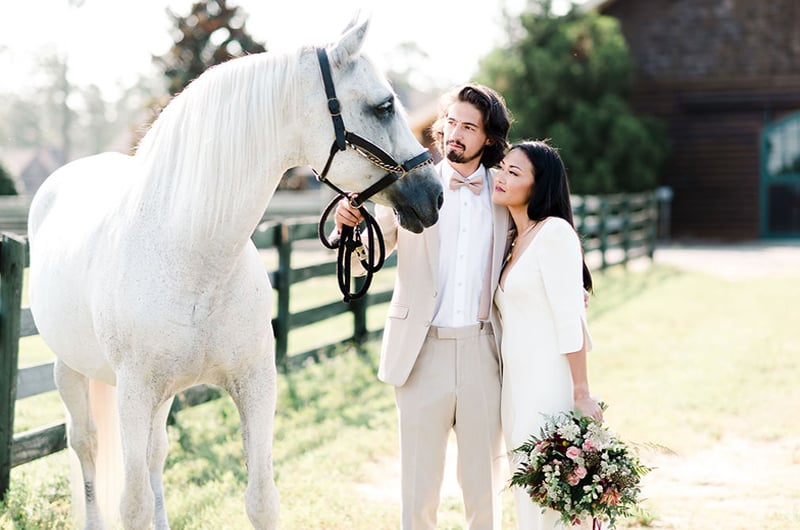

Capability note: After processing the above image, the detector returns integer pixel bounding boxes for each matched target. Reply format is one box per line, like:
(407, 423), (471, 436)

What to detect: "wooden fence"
(0, 189), (664, 500)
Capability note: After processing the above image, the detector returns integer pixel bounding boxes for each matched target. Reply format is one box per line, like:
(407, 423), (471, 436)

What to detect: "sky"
(0, 0), (583, 99)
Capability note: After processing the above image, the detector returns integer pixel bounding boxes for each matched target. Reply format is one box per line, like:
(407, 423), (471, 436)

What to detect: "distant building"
(589, 0), (800, 239)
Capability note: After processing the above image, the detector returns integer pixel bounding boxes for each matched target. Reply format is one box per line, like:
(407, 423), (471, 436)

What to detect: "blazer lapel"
(423, 163), (445, 280)
(425, 211), (440, 281)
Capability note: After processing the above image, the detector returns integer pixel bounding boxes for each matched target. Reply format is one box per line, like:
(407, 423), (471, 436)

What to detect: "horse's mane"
(131, 50), (301, 242)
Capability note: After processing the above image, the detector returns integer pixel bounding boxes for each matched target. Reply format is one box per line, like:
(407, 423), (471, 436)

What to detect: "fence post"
(274, 223), (292, 370)
(655, 186), (673, 242)
(621, 195), (631, 268)
(648, 191), (659, 258)
(598, 198), (609, 270)
(349, 277), (368, 350)
(0, 233), (25, 501)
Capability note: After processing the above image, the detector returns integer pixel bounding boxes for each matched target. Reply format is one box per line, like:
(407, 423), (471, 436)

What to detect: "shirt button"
(433, 291), (438, 298)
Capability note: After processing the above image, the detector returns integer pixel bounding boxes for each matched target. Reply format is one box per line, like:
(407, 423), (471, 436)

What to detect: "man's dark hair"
(430, 84), (512, 168)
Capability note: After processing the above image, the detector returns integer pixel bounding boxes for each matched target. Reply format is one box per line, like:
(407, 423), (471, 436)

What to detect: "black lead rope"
(318, 196), (386, 303)
(312, 46), (431, 302)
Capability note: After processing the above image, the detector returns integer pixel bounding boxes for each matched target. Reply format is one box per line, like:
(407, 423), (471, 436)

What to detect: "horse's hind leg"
(54, 359), (104, 529)
(149, 397), (174, 530)
(225, 360), (279, 529)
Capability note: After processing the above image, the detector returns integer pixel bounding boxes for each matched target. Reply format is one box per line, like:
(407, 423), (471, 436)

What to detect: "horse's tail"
(83, 378), (124, 528)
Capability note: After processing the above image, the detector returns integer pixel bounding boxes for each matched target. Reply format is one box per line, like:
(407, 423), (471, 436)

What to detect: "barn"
(589, 0), (800, 239)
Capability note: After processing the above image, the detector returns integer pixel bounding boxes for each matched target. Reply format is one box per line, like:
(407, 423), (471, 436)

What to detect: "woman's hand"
(574, 395), (603, 422)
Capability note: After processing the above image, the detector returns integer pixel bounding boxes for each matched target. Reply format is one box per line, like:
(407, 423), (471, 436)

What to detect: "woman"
(491, 140), (601, 529)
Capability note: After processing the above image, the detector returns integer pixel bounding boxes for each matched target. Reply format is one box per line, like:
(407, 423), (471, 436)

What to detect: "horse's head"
(296, 16), (442, 233)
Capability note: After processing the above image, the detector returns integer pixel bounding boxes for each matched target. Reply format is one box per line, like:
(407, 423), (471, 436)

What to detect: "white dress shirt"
(432, 161), (493, 327)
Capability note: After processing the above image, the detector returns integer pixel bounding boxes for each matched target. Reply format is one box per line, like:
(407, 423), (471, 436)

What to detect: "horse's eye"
(375, 99), (394, 119)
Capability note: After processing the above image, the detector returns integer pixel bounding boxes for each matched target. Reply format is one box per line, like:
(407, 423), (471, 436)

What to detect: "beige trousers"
(395, 323), (503, 530)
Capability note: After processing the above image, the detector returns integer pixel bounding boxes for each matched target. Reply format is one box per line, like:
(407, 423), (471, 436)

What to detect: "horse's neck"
(131, 53), (301, 263)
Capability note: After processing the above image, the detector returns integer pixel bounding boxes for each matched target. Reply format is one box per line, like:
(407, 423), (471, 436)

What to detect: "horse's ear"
(329, 13), (370, 68)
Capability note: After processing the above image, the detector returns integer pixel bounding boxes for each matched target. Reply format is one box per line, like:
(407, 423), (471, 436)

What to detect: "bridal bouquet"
(509, 406), (650, 529)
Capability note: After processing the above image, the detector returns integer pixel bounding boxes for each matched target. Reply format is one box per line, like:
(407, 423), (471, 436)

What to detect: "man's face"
(442, 101), (490, 166)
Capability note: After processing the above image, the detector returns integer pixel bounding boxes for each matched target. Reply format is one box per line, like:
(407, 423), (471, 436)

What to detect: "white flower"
(557, 421), (581, 441)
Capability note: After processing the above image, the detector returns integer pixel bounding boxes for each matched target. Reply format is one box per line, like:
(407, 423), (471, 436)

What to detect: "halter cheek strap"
(316, 48), (347, 153)
(312, 47), (432, 301)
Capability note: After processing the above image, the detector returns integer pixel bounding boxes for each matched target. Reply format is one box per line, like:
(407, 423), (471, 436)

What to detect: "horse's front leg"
(116, 373), (157, 529)
(149, 397), (175, 530)
(225, 357), (280, 529)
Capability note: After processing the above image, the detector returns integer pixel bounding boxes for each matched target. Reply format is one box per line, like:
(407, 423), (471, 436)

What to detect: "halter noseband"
(313, 47), (433, 301)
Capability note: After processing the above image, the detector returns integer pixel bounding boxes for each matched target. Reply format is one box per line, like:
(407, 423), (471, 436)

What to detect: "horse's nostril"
(437, 193), (444, 210)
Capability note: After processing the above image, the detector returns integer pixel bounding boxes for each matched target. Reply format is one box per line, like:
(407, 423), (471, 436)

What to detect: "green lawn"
(3, 261), (799, 529)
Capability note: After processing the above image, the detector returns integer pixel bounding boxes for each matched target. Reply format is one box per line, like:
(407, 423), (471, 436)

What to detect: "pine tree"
(477, 0), (668, 193)
(154, 0), (266, 95)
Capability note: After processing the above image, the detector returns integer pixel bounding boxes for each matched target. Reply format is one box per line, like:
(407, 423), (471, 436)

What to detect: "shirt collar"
(441, 160), (485, 183)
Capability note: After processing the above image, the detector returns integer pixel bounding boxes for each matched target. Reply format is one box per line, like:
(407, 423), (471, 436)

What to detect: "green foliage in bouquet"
(510, 404), (651, 528)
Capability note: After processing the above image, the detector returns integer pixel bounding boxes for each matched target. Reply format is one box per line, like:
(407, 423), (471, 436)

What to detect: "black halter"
(313, 47), (432, 302)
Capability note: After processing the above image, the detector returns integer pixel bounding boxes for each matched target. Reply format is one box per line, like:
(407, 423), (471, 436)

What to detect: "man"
(335, 84), (512, 530)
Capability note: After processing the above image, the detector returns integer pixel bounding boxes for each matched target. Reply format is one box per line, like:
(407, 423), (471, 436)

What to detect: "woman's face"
(492, 148), (535, 208)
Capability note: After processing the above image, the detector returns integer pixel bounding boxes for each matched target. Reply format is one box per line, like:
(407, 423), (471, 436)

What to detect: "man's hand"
(334, 197), (365, 232)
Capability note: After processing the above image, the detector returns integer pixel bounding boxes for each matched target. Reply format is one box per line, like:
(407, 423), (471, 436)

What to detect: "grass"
(3, 260), (800, 529)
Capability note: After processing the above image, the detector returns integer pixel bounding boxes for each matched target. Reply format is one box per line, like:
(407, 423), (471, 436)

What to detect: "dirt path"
(627, 436), (800, 529)
(652, 240), (800, 278)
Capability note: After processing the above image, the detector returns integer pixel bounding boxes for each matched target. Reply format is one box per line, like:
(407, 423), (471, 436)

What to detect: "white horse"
(27, 16), (442, 530)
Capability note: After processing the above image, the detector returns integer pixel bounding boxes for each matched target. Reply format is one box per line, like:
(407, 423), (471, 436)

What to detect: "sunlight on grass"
(5, 262), (800, 529)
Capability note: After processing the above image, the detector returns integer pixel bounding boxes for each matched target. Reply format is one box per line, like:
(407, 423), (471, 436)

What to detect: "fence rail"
(0, 189), (666, 500)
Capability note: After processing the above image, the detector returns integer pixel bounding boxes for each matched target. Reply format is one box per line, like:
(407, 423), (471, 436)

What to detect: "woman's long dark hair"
(512, 140), (593, 292)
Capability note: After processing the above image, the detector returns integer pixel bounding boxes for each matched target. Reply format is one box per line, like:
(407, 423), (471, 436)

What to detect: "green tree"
(154, 0), (266, 95)
(477, 0), (668, 193)
(0, 162), (18, 196)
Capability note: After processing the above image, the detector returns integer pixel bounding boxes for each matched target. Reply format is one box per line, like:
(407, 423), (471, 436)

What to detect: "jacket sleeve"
(536, 218), (593, 354)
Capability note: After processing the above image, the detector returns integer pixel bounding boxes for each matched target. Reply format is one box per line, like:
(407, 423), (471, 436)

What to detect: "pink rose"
(574, 466), (587, 479)
(566, 446), (582, 460)
(568, 474), (580, 486)
(582, 439), (597, 452)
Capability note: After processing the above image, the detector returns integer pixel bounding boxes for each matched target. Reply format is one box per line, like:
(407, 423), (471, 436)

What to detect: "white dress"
(494, 217), (593, 530)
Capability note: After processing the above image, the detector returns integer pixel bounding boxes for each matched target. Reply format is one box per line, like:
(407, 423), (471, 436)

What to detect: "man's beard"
(445, 143), (483, 165)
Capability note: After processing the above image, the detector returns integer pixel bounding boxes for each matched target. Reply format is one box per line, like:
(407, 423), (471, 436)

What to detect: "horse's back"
(28, 152), (133, 240)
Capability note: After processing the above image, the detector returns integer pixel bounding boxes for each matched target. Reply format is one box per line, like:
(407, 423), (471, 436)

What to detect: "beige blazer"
(374, 166), (511, 387)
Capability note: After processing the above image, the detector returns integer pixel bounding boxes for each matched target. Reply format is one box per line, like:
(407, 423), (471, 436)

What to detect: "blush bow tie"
(448, 174), (483, 195)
